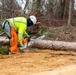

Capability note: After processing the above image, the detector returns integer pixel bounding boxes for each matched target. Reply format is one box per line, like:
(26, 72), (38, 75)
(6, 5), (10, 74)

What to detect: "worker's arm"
(24, 31), (30, 37)
(23, 25), (30, 38)
(18, 25), (25, 47)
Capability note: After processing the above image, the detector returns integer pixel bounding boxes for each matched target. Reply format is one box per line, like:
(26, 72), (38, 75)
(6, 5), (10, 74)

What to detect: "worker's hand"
(24, 35), (31, 42)
(20, 44), (27, 50)
(27, 35), (31, 42)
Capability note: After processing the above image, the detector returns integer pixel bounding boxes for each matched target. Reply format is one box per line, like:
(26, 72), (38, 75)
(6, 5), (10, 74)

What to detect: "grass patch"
(0, 46), (9, 55)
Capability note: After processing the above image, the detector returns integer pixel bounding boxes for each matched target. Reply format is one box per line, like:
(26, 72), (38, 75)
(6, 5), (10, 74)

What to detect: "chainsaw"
(19, 35), (45, 50)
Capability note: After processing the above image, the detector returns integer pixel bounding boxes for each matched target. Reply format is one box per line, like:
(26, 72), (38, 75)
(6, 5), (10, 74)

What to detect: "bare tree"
(59, 0), (66, 19)
(21, 0), (29, 15)
(68, 0), (74, 26)
(32, 0), (41, 11)
(1, 0), (21, 20)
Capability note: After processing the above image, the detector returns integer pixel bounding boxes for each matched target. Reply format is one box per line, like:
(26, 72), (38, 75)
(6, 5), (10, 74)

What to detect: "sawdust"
(0, 49), (76, 75)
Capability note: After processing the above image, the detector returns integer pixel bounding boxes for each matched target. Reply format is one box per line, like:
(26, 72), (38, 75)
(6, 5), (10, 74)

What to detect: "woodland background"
(0, 0), (76, 42)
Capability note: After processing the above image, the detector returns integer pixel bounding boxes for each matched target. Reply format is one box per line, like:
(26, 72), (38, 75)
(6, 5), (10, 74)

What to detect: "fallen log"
(0, 36), (9, 45)
(32, 40), (76, 51)
(1, 36), (76, 51)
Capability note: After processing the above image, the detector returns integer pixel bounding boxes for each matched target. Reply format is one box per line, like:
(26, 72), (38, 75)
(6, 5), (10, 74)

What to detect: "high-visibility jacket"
(7, 17), (29, 46)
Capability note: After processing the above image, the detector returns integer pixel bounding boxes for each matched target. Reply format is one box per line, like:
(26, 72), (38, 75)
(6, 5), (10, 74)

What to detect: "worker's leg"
(10, 27), (18, 54)
(2, 23), (11, 38)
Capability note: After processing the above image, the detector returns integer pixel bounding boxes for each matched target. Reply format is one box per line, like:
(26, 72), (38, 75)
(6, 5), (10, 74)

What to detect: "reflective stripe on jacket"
(7, 17), (29, 46)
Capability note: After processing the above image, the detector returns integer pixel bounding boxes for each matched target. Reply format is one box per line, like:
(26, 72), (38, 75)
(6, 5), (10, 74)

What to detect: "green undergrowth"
(35, 29), (46, 37)
(0, 46), (9, 55)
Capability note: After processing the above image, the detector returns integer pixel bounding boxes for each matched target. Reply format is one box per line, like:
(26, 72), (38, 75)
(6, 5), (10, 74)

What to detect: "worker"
(2, 15), (37, 54)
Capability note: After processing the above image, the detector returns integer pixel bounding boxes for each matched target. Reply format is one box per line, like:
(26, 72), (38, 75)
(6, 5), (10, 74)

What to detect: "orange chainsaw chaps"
(10, 27), (18, 54)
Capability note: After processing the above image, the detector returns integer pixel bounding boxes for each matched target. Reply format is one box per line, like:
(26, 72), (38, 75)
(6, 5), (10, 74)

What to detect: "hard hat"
(29, 15), (37, 24)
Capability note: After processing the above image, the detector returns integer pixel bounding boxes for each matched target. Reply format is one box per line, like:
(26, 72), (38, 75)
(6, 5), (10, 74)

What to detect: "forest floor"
(0, 49), (76, 75)
(1, 26), (76, 75)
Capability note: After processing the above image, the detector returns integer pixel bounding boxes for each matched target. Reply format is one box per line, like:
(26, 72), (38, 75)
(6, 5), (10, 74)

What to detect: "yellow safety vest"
(8, 17), (29, 46)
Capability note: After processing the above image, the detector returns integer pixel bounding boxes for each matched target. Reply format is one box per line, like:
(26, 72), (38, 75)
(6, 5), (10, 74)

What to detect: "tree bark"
(32, 40), (76, 51)
(1, 36), (76, 51)
(0, 37), (9, 45)
(68, 0), (74, 26)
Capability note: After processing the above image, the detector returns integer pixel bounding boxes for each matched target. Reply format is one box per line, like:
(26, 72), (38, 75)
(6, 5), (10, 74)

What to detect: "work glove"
(27, 36), (31, 42)
(26, 35), (31, 42)
(20, 44), (27, 50)
(19, 44), (28, 53)
(24, 36), (31, 42)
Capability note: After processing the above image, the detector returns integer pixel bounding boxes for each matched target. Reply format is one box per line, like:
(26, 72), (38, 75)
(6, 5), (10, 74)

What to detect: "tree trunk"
(60, 0), (66, 19)
(1, 36), (76, 51)
(32, 40), (76, 51)
(21, 0), (29, 15)
(32, 0), (41, 11)
(68, 0), (74, 26)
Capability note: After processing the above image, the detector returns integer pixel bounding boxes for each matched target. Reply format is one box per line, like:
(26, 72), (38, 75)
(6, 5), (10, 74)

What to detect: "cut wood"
(1, 36), (76, 51)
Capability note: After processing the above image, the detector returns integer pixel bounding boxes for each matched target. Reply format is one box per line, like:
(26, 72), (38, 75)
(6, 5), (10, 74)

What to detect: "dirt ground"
(1, 26), (76, 75)
(0, 49), (76, 75)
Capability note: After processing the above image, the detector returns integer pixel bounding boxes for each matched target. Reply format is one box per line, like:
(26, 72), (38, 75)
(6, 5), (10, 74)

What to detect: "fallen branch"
(0, 32), (5, 36)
